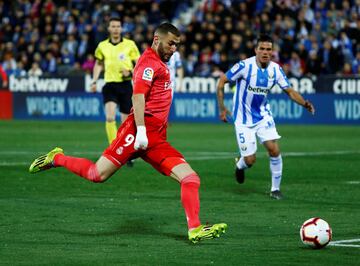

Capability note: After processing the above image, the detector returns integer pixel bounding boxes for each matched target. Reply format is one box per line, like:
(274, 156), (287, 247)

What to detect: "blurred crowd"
(0, 0), (359, 84)
(184, 0), (360, 78)
(0, 0), (190, 83)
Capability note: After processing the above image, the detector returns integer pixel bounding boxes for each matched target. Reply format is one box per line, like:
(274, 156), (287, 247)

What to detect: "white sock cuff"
(237, 157), (248, 170)
(270, 155), (282, 163)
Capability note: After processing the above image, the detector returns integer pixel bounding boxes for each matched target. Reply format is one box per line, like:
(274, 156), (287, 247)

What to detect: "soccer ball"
(300, 217), (332, 248)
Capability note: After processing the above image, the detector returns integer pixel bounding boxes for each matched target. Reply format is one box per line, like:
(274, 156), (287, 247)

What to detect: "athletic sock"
(180, 173), (201, 230)
(105, 121), (117, 144)
(236, 157), (249, 170)
(270, 155), (283, 191)
(54, 154), (102, 183)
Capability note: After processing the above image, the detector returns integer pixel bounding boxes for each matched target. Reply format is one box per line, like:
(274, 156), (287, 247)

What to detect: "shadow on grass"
(50, 218), (189, 243)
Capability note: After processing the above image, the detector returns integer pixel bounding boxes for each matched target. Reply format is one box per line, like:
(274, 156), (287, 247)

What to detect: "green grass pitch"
(0, 120), (359, 265)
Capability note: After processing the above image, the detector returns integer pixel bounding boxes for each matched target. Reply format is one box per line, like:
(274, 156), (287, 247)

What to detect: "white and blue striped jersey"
(226, 56), (291, 126)
(167, 51), (182, 91)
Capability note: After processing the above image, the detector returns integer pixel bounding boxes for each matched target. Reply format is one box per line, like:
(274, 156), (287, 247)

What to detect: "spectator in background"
(352, 51), (360, 74)
(61, 48), (76, 72)
(81, 54), (96, 74)
(68, 62), (84, 75)
(28, 62), (43, 77)
(341, 62), (353, 76)
(42, 52), (57, 74)
(13, 61), (27, 77)
(183, 54), (197, 76)
(339, 31), (354, 64)
(2, 52), (17, 76)
(148, 2), (163, 26)
(0, 64), (8, 89)
(61, 34), (78, 57)
(289, 51), (305, 77)
(77, 34), (90, 62)
(320, 40), (343, 74)
(305, 50), (322, 76)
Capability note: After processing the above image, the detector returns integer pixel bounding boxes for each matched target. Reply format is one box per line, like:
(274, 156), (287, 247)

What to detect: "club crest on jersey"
(119, 53), (126, 60)
(142, 67), (154, 81)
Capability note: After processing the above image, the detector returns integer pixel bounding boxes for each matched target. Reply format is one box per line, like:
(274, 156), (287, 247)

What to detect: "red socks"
(180, 173), (201, 230)
(54, 154), (102, 183)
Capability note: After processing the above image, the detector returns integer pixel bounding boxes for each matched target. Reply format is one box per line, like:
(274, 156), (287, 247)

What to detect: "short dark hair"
(256, 34), (273, 47)
(155, 22), (180, 37)
(108, 17), (121, 25)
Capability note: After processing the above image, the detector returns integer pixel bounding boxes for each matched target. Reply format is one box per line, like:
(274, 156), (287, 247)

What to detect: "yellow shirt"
(94, 38), (140, 82)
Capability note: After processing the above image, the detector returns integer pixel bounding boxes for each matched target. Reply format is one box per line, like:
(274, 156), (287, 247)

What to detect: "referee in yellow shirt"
(91, 17), (140, 145)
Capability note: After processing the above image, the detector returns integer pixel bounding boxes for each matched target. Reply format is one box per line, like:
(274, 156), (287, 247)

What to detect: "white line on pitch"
(1, 150), (360, 166)
(330, 238), (360, 244)
(0, 150), (359, 157)
(345, 181), (360, 184)
(329, 244), (360, 248)
(329, 238), (360, 248)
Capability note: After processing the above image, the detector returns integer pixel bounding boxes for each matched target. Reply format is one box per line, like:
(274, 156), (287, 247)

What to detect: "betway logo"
(9, 76), (69, 92)
(247, 86), (269, 95)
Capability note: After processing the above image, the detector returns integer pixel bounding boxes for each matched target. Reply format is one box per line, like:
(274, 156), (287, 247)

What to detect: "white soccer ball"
(300, 217), (332, 248)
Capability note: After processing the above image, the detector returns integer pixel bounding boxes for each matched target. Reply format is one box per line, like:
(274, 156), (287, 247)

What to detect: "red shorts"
(103, 114), (185, 176)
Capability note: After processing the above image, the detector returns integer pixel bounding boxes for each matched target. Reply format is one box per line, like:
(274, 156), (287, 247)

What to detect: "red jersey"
(132, 48), (172, 124)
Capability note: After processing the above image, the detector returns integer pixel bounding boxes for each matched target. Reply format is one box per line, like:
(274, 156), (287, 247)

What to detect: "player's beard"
(158, 42), (172, 62)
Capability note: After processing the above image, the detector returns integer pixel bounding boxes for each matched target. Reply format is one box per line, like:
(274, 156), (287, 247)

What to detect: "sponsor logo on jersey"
(247, 86), (269, 95)
(142, 67), (154, 81)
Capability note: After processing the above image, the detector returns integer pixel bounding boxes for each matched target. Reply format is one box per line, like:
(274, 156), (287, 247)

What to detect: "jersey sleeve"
(276, 65), (291, 90)
(129, 41), (141, 62)
(174, 52), (182, 68)
(225, 60), (246, 82)
(133, 62), (155, 95)
(94, 43), (104, 61)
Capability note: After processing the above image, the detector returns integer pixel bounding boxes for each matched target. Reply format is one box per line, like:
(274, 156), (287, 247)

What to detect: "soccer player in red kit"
(29, 23), (227, 243)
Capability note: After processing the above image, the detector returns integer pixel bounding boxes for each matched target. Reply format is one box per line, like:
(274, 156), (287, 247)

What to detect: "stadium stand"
(0, 0), (359, 79)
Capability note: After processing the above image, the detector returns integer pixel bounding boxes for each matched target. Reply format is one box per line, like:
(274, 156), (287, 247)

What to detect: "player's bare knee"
(268, 150), (280, 157)
(106, 117), (115, 122)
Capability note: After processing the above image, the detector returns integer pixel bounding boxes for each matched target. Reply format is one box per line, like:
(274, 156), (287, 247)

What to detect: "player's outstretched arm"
(132, 93), (148, 150)
(284, 88), (315, 114)
(216, 74), (232, 122)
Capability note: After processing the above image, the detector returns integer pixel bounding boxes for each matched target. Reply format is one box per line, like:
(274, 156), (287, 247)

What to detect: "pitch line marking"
(345, 181), (360, 184)
(329, 238), (360, 248)
(0, 150), (359, 156)
(1, 150), (360, 166)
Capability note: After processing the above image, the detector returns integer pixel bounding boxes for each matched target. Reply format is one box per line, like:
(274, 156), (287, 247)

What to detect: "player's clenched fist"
(134, 126), (148, 150)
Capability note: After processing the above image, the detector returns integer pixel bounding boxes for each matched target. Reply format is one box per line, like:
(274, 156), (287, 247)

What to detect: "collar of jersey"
(108, 36), (123, 46)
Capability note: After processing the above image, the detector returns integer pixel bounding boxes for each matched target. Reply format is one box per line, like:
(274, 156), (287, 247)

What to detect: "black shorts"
(102, 81), (133, 114)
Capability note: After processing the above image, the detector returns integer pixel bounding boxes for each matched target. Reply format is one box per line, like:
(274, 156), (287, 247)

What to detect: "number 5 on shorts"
(239, 133), (245, 143)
